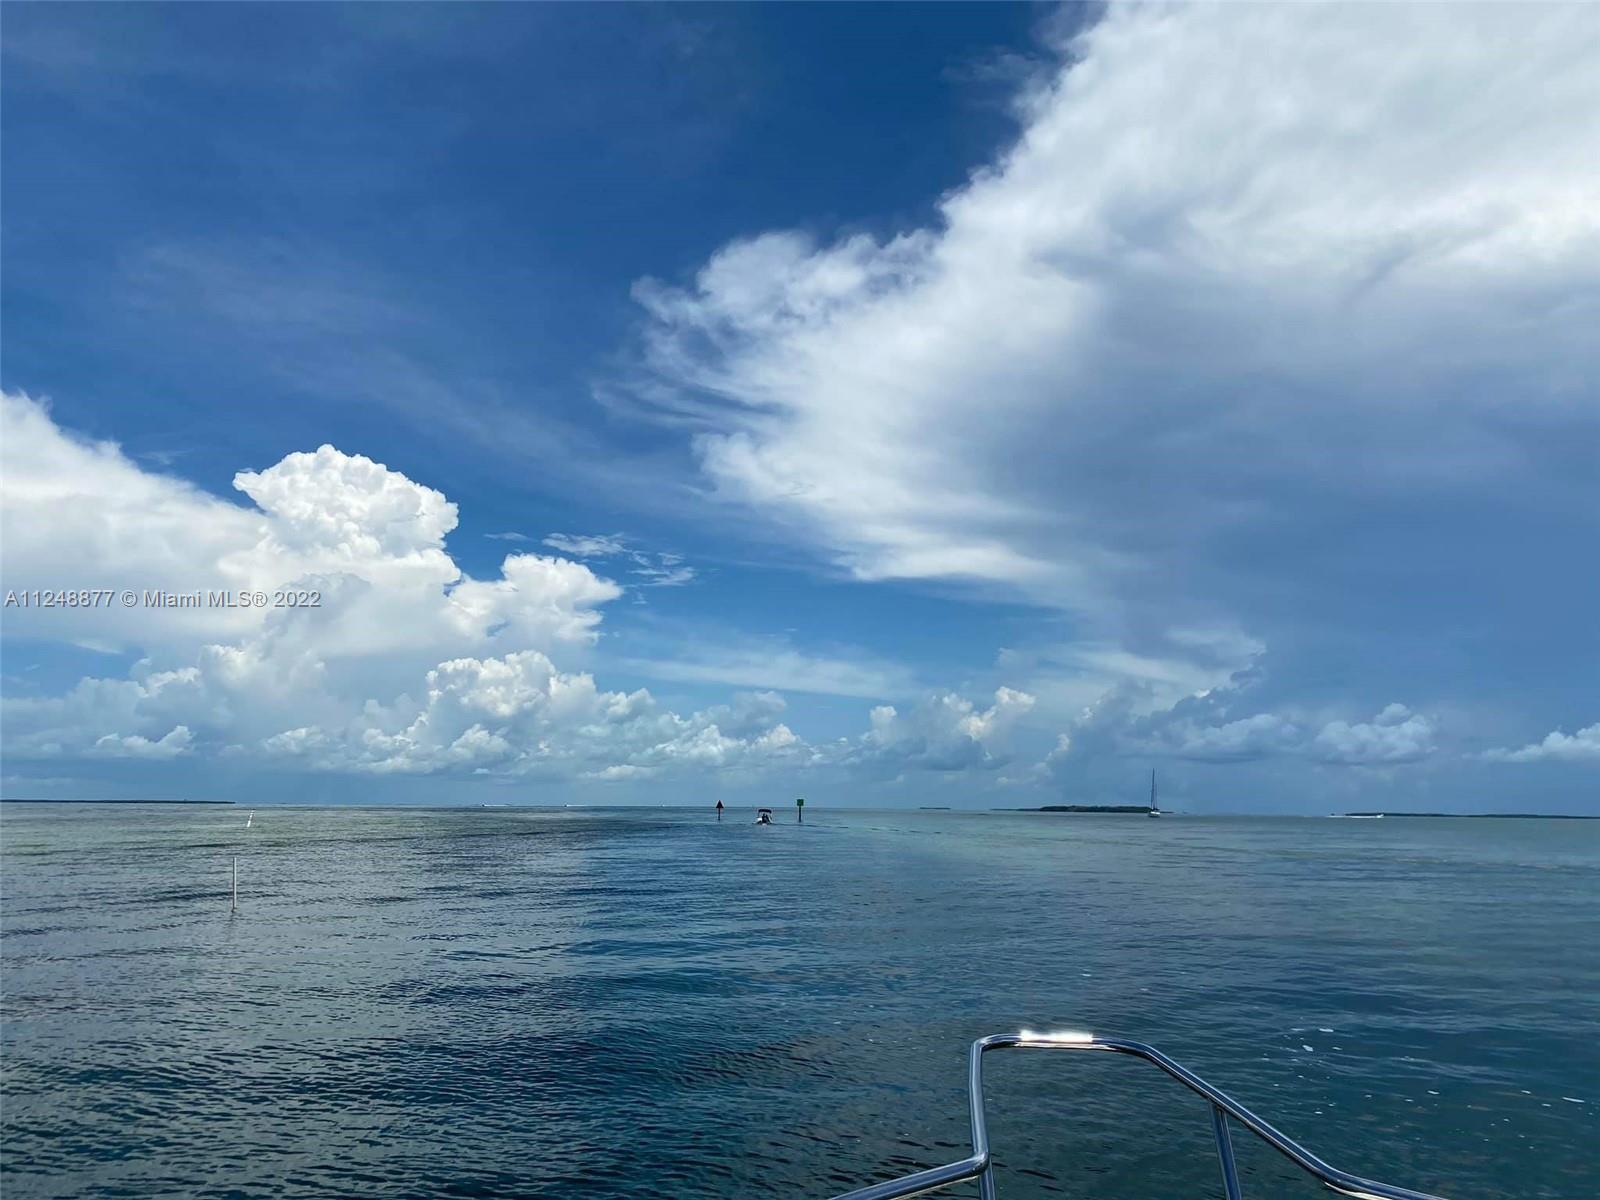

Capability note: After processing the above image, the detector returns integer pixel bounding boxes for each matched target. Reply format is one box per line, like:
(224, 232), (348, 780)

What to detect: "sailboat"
(1147, 770), (1161, 818)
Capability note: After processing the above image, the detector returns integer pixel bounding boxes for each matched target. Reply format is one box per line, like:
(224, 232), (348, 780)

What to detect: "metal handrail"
(828, 1032), (1450, 1200)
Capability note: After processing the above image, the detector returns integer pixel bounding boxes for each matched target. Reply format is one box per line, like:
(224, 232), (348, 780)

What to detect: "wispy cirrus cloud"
(620, 638), (916, 700)
(108, 237), (694, 513)
(543, 532), (696, 589)
(543, 532), (630, 558)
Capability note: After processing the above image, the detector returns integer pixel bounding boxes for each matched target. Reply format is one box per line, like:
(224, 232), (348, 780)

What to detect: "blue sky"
(3, 3), (1597, 811)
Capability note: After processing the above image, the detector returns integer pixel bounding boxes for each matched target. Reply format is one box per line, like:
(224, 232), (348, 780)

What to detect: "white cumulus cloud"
(2, 394), (1026, 790)
(257, 652), (811, 779)
(1309, 704), (1437, 766)
(1484, 723), (1600, 764)
(90, 725), (193, 760)
(1, 394), (632, 771)
(843, 686), (1036, 775)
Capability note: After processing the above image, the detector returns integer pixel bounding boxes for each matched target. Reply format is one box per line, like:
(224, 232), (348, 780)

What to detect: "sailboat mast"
(1150, 769), (1157, 811)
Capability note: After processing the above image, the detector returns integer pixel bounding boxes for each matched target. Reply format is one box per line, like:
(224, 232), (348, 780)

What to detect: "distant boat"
(1148, 770), (1161, 818)
(755, 807), (774, 826)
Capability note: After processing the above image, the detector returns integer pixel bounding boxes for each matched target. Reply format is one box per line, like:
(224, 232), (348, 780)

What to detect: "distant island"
(0, 798), (234, 805)
(1025, 805), (1152, 814)
(1339, 811), (1596, 819)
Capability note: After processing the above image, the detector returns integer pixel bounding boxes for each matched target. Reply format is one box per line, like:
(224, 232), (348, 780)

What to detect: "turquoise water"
(2, 805), (1595, 1199)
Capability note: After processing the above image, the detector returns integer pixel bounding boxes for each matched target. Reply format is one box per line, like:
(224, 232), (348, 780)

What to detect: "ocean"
(1, 804), (1595, 1199)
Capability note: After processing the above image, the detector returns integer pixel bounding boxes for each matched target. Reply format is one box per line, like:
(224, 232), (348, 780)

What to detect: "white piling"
(232, 857), (238, 913)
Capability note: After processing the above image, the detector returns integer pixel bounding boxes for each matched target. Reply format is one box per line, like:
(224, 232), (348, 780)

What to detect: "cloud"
(484, 531), (531, 542)
(585, 763), (654, 782)
(1050, 658), (1437, 769)
(4, 667), (208, 761)
(543, 532), (631, 558)
(620, 638), (916, 699)
(628, 3), (1600, 715)
(1141, 703), (1434, 767)
(91, 726), (193, 760)
(233, 443), (459, 570)
(542, 532), (696, 589)
(1, 393), (1022, 789)
(998, 626), (1268, 725)
(2, 390), (268, 646)
(628, 560), (696, 588)
(841, 686), (1036, 775)
(254, 650), (808, 779)
(1150, 712), (1305, 764)
(0, 392), (621, 663)
(1308, 704), (1437, 766)
(1484, 723), (1600, 764)
(1, 392), (630, 770)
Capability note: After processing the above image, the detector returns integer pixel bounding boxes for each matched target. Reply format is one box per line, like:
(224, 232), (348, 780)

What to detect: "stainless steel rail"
(828, 1032), (1450, 1200)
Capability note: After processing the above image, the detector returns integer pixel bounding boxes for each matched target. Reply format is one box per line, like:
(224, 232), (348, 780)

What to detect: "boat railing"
(827, 1032), (1449, 1200)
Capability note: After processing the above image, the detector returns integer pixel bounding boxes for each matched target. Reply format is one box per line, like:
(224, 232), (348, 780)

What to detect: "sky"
(2, 2), (1597, 812)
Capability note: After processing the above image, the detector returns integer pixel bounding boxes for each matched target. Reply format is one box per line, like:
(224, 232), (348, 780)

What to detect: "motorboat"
(755, 808), (774, 825)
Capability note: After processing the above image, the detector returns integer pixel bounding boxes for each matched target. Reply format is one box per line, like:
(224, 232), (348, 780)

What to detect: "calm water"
(1, 805), (1596, 1199)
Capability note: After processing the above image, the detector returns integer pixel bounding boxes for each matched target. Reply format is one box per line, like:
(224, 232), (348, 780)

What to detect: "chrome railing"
(828, 1031), (1450, 1200)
